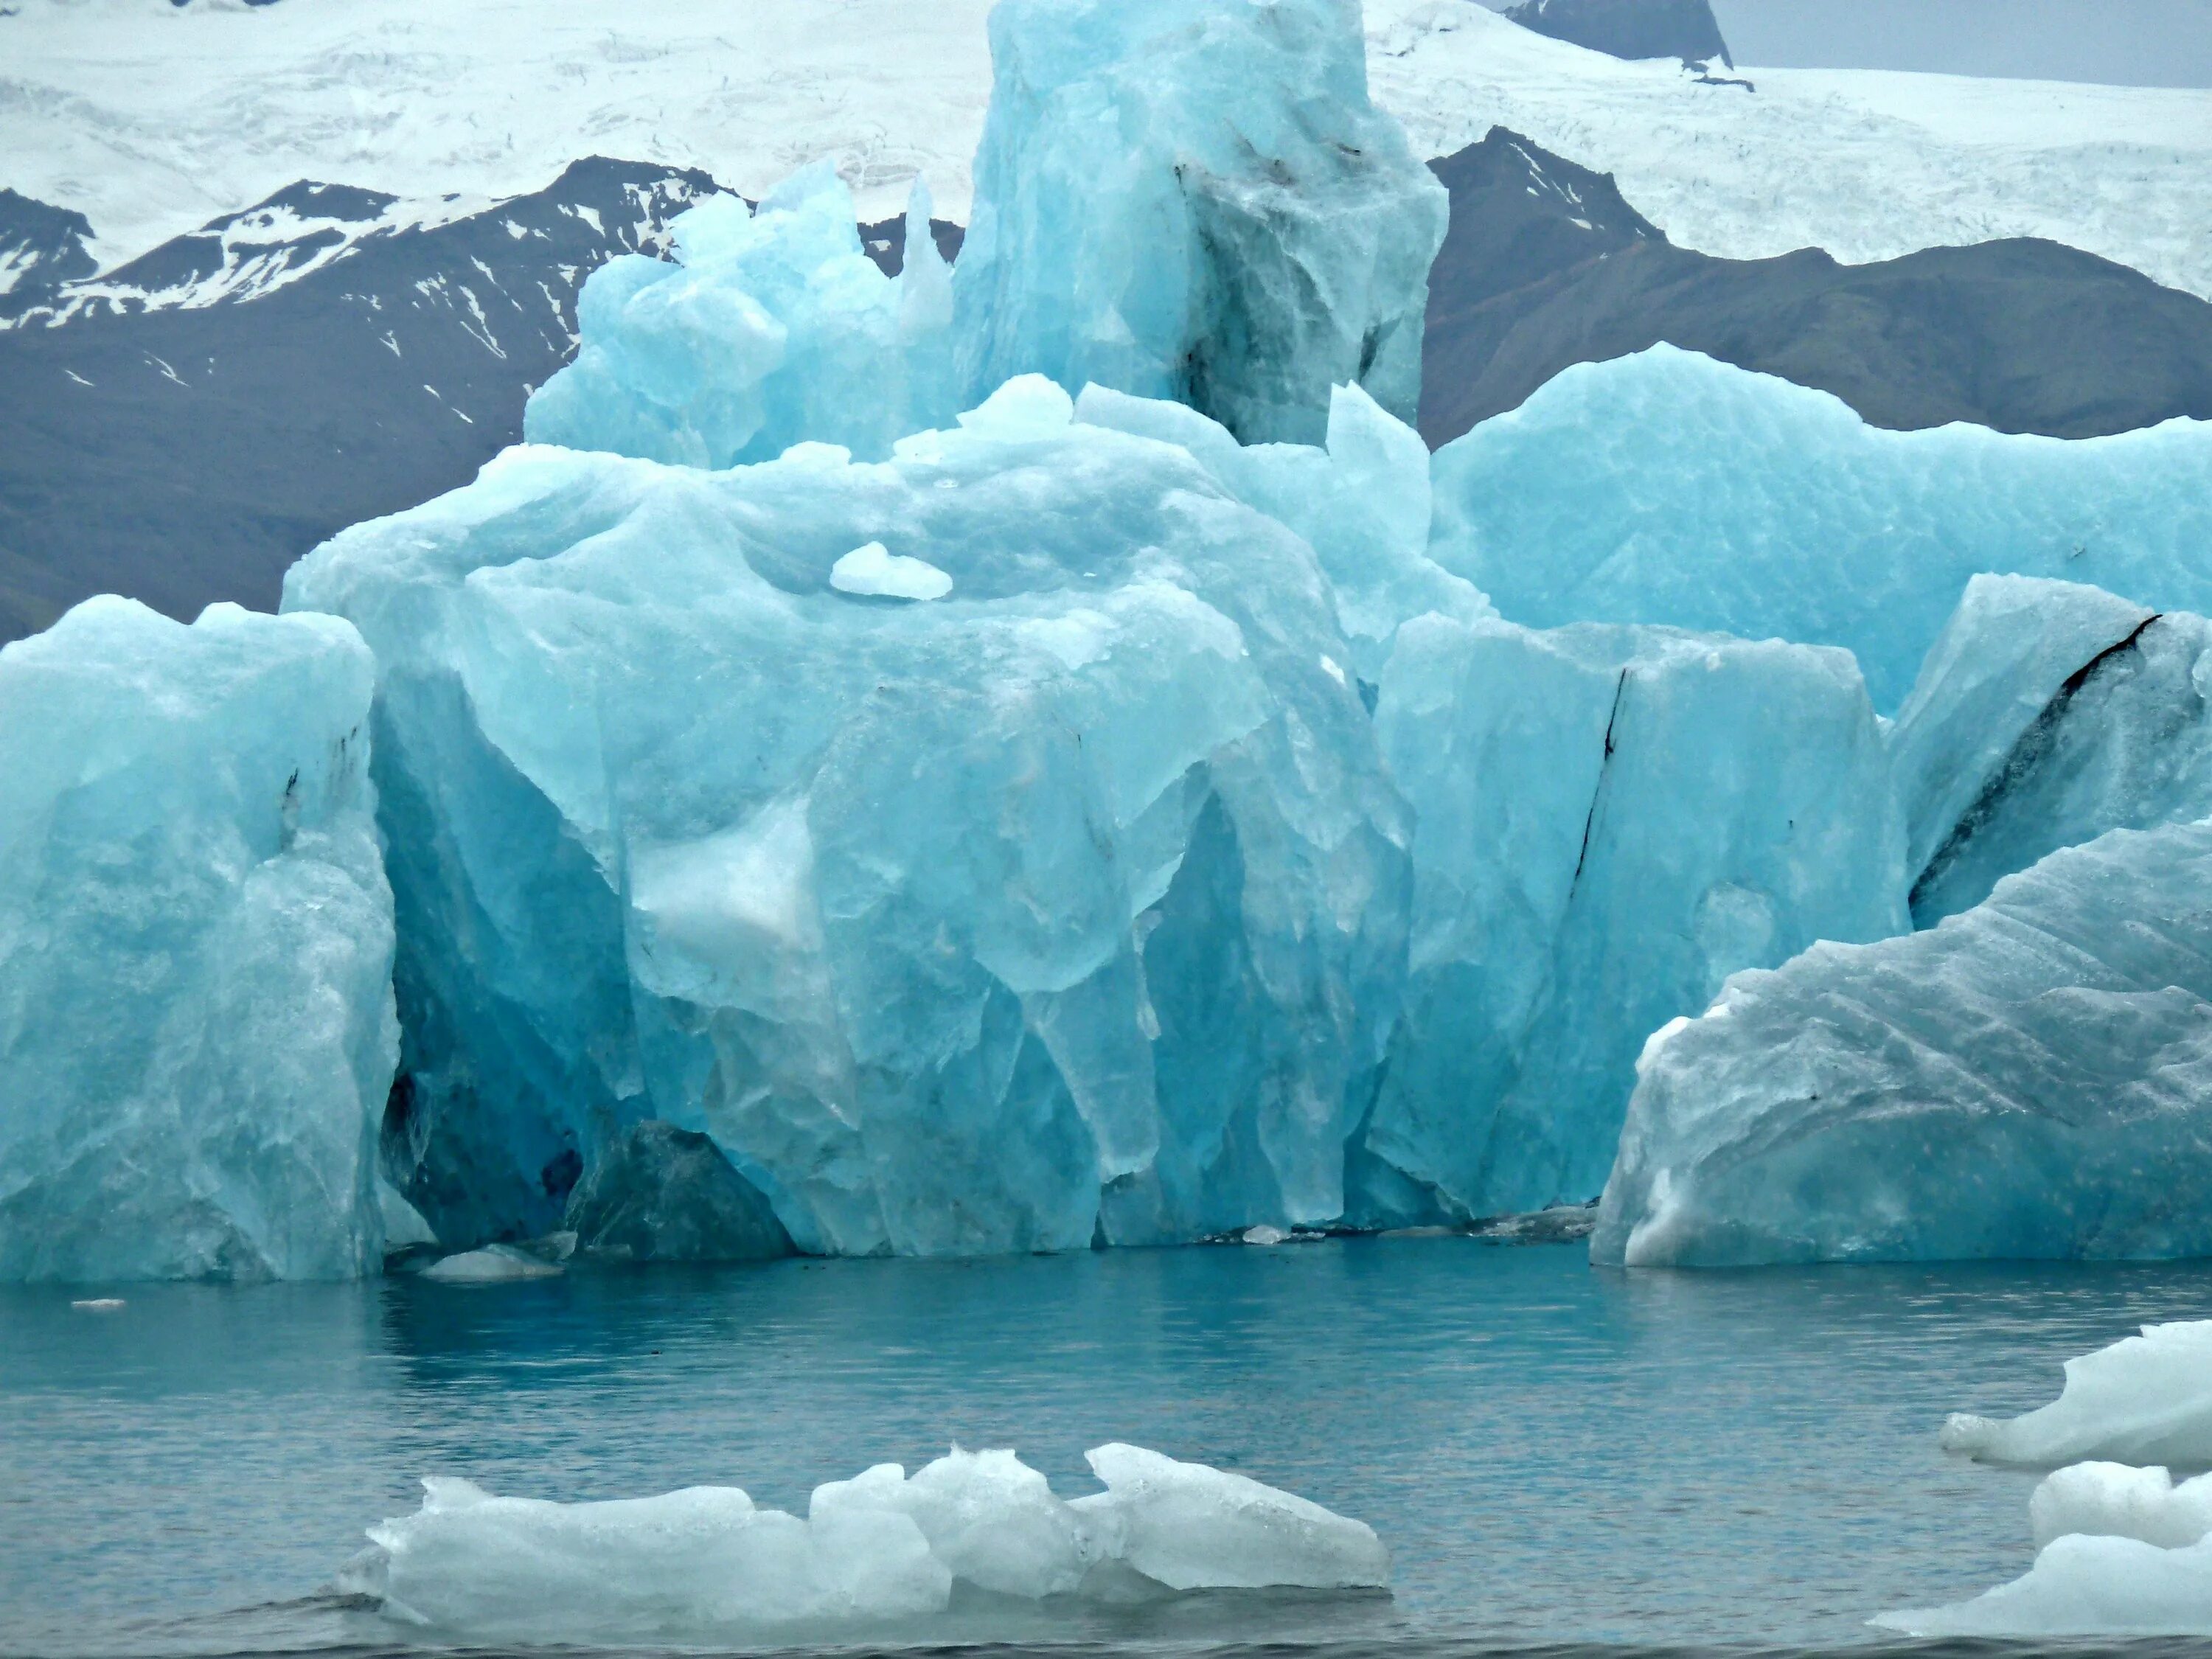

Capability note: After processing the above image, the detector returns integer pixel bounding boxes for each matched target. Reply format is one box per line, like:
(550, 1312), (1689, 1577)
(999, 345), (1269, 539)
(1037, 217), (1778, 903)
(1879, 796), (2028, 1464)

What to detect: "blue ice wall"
(1430, 347), (2212, 711)
(0, 599), (397, 1281)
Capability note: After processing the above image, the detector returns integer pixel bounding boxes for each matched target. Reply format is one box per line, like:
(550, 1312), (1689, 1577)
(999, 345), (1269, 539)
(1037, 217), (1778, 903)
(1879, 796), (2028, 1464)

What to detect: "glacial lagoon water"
(4, 1238), (2212, 1658)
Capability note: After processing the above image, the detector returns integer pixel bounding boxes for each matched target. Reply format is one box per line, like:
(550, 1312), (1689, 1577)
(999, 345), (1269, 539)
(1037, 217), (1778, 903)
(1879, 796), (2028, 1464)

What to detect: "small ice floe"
(1876, 1462), (2212, 1637)
(1242, 1224), (1289, 1246)
(419, 1244), (563, 1284)
(1939, 1320), (2212, 1467)
(342, 1443), (1387, 1641)
(69, 1298), (125, 1311)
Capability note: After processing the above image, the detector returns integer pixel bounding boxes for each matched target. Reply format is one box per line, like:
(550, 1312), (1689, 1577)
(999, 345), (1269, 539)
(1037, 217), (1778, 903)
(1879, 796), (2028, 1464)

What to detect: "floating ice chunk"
(1592, 824), (2212, 1267)
(1359, 614), (1905, 1224)
(69, 1298), (125, 1312)
(1939, 1323), (2212, 1468)
(285, 393), (1407, 1256)
(1242, 1224), (1290, 1246)
(0, 597), (395, 1283)
(956, 0), (1447, 443)
(525, 165), (958, 469)
(564, 1120), (793, 1263)
(1891, 576), (2212, 925)
(2030, 1462), (2212, 1551)
(420, 1245), (563, 1284)
(1875, 1532), (2212, 1638)
(352, 1447), (1385, 1640)
(1079, 1443), (1389, 1590)
(812, 1450), (1095, 1599)
(1429, 346), (2212, 711)
(830, 541), (954, 601)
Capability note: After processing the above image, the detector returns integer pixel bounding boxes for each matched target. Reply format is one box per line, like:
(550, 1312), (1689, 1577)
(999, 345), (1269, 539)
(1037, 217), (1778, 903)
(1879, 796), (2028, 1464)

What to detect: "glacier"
(347, 1444), (1386, 1640)
(953, 0), (1445, 442)
(285, 378), (1413, 1255)
(1429, 347), (2212, 710)
(1356, 614), (1905, 1223)
(0, 597), (397, 1281)
(1590, 818), (2212, 1267)
(1939, 1321), (2212, 1470)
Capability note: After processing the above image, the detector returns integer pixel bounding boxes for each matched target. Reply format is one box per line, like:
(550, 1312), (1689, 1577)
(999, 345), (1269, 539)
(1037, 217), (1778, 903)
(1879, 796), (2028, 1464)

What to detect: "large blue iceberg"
(1590, 816), (2212, 1267)
(1430, 347), (2212, 709)
(1360, 615), (1905, 1222)
(0, 598), (397, 1281)
(286, 379), (1412, 1254)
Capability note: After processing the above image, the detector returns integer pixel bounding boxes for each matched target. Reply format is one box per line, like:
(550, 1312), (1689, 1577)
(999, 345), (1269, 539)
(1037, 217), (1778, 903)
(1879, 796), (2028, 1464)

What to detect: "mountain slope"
(1420, 130), (2212, 444)
(0, 158), (714, 642)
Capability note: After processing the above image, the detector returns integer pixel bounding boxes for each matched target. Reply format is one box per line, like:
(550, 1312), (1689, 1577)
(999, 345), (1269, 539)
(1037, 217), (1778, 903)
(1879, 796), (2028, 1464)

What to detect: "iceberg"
(1939, 1321), (2212, 1469)
(0, 597), (397, 1282)
(1354, 613), (1905, 1222)
(419, 1243), (562, 1284)
(1891, 575), (2212, 925)
(1590, 820), (2212, 1267)
(525, 163), (956, 469)
(1429, 347), (2212, 710)
(285, 378), (1411, 1256)
(951, 0), (1447, 443)
(348, 1444), (1385, 1640)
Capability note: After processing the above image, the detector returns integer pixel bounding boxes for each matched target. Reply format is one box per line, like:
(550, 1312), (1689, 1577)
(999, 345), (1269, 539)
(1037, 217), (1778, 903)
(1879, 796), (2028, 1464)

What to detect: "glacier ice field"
(7, 0), (2212, 1280)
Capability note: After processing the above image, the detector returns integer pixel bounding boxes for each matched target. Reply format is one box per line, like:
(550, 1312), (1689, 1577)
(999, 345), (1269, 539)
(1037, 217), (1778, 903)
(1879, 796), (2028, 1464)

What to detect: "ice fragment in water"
(1939, 1322), (2212, 1468)
(420, 1245), (563, 1284)
(2030, 1463), (2212, 1551)
(1592, 824), (2212, 1267)
(351, 1445), (1385, 1640)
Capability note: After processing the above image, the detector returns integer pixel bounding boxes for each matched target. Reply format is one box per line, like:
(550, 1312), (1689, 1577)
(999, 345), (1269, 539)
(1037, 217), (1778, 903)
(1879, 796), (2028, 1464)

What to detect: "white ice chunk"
(352, 1446), (1386, 1640)
(1940, 1322), (2212, 1468)
(1876, 1532), (2212, 1638)
(420, 1245), (563, 1284)
(2031, 1462), (2212, 1551)
(830, 542), (954, 601)
(1078, 1443), (1389, 1590)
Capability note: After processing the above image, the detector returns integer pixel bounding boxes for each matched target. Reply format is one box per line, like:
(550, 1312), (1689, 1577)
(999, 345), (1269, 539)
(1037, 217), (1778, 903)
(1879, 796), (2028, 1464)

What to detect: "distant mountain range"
(1419, 129), (2212, 446)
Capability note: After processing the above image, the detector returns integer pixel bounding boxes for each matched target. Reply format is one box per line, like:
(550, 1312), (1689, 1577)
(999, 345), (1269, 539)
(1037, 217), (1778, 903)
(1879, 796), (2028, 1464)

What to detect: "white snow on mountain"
(4, 0), (2211, 296)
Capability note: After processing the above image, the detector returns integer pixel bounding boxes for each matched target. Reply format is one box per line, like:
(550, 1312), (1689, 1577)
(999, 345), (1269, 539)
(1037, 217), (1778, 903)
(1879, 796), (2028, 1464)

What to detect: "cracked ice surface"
(0, 597), (396, 1281)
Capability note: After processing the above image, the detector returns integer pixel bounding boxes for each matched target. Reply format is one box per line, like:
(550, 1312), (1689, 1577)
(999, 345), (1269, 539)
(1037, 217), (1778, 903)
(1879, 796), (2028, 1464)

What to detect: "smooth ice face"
(1938, 1323), (2212, 1470)
(524, 164), (957, 468)
(1429, 347), (2212, 710)
(1592, 821), (2212, 1267)
(1891, 576), (2212, 925)
(350, 1446), (1385, 1641)
(0, 598), (397, 1282)
(955, 0), (1447, 443)
(1356, 615), (1905, 1222)
(285, 382), (1409, 1255)
(2030, 1463), (2212, 1551)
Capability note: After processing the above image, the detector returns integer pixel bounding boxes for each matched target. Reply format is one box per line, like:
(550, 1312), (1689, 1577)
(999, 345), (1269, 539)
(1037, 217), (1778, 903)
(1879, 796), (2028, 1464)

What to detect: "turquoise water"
(4, 1238), (2211, 1656)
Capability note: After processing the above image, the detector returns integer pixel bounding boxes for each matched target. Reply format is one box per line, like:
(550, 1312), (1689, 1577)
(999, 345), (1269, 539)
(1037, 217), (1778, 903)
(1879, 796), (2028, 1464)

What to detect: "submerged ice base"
(351, 1444), (1387, 1641)
(0, 598), (397, 1281)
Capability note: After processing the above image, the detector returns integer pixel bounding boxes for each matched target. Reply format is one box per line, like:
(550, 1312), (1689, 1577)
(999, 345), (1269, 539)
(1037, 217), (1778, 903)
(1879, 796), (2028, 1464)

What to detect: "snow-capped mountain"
(0, 187), (94, 311)
(1420, 129), (2212, 444)
(1502, 0), (1734, 69)
(6, 0), (2210, 298)
(0, 158), (714, 642)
